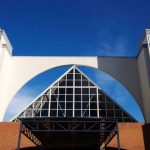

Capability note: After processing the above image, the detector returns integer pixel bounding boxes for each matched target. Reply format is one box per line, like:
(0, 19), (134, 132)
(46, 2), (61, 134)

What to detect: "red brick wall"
(107, 123), (145, 150)
(0, 122), (36, 150)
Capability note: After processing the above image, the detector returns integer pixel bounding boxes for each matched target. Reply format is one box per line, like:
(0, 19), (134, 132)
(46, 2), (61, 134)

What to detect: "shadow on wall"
(142, 123), (150, 150)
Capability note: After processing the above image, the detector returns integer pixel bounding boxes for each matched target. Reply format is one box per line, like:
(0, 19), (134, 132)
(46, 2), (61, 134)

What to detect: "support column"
(116, 123), (120, 150)
(17, 122), (23, 150)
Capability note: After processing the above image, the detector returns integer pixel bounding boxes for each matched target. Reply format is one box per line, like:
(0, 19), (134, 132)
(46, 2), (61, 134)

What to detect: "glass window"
(75, 95), (81, 102)
(67, 88), (73, 94)
(75, 88), (81, 94)
(67, 81), (73, 86)
(90, 110), (97, 117)
(59, 80), (66, 86)
(59, 95), (65, 102)
(59, 88), (65, 94)
(90, 95), (97, 102)
(41, 109), (48, 117)
(67, 74), (73, 80)
(106, 102), (114, 109)
(99, 110), (106, 117)
(75, 69), (80, 73)
(53, 88), (58, 94)
(98, 90), (103, 94)
(90, 102), (97, 109)
(66, 95), (73, 102)
(58, 102), (65, 109)
(66, 102), (73, 109)
(51, 95), (57, 102)
(115, 110), (122, 117)
(82, 109), (89, 117)
(99, 102), (106, 109)
(107, 110), (115, 118)
(90, 88), (96, 94)
(75, 110), (81, 117)
(66, 110), (73, 117)
(82, 88), (89, 94)
(114, 104), (120, 109)
(42, 95), (48, 101)
(42, 102), (49, 109)
(75, 74), (81, 80)
(51, 102), (57, 109)
(82, 102), (89, 109)
(122, 112), (129, 118)
(99, 94), (105, 102)
(75, 81), (81, 86)
(82, 81), (88, 86)
(82, 95), (89, 102)
(34, 102), (41, 109)
(50, 110), (57, 117)
(82, 75), (86, 80)
(58, 109), (65, 117)
(75, 102), (81, 109)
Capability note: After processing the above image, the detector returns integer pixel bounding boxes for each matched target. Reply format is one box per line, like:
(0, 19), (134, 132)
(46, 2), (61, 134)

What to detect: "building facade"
(0, 29), (150, 122)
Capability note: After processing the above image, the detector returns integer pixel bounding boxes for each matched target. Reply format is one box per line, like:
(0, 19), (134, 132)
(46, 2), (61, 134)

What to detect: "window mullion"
(73, 67), (75, 117)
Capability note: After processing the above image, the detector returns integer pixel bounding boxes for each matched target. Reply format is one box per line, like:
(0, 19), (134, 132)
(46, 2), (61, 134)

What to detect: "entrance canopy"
(20, 117), (118, 150)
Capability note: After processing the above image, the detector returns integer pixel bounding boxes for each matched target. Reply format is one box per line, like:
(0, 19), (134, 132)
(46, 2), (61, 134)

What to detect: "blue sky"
(1, 0), (149, 121)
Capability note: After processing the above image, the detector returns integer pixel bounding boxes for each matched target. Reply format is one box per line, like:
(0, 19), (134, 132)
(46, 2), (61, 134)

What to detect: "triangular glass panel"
(12, 66), (136, 123)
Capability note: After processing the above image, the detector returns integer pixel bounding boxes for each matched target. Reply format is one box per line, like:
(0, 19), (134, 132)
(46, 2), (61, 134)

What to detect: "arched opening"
(4, 65), (144, 122)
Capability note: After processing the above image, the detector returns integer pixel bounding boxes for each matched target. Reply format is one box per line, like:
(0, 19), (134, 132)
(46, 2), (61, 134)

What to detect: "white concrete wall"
(135, 29), (150, 122)
(137, 49), (150, 122)
(0, 30), (12, 121)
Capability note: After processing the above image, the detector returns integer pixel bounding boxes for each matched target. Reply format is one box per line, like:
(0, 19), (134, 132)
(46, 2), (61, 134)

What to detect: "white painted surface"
(0, 30), (12, 121)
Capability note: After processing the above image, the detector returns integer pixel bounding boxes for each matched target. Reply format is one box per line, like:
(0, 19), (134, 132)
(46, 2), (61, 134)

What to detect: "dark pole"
(17, 121), (23, 150)
(116, 122), (120, 150)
